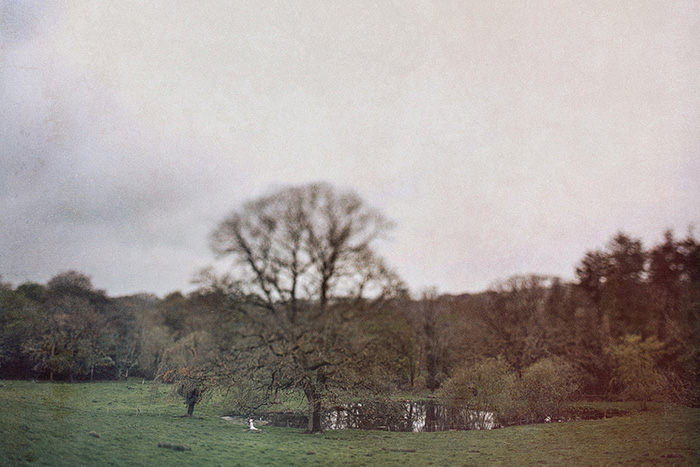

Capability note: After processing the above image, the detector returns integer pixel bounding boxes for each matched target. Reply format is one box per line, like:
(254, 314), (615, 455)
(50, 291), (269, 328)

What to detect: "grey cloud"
(0, 1), (60, 45)
(1, 42), (246, 295)
(2, 1), (699, 297)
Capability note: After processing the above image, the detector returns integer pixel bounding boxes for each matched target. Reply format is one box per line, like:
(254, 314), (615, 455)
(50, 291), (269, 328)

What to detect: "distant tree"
(479, 275), (554, 375)
(138, 321), (174, 380)
(649, 231), (687, 300)
(209, 182), (403, 432)
(26, 271), (110, 380)
(0, 285), (44, 378)
(405, 290), (459, 391)
(428, 293), (493, 379)
(31, 295), (107, 380)
(540, 279), (576, 355)
(359, 302), (417, 390)
(102, 295), (157, 379)
(576, 232), (651, 339)
(157, 292), (189, 338)
(575, 230), (700, 401)
(15, 282), (45, 302)
(418, 291), (445, 391)
(137, 290), (218, 381)
(648, 230), (700, 338)
(44, 271), (108, 307)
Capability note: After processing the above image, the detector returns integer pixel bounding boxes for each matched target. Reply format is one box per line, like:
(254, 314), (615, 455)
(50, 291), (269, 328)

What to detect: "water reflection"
(264, 401), (497, 432)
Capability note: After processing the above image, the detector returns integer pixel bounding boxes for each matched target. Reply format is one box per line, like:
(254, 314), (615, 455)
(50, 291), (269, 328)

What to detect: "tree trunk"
(304, 372), (326, 433)
(425, 338), (439, 391)
(307, 393), (323, 433)
(49, 342), (55, 381)
(184, 387), (200, 417)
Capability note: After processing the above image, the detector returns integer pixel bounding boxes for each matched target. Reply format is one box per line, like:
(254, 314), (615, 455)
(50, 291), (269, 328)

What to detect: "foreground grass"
(1, 380), (698, 466)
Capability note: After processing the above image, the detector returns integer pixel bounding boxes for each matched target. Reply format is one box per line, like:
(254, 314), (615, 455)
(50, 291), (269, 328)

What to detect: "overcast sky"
(2, 1), (699, 297)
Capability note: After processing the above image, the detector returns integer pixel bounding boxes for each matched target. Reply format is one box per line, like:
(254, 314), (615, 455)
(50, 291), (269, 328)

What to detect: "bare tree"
(210, 182), (403, 432)
(405, 289), (456, 391)
(480, 275), (554, 375)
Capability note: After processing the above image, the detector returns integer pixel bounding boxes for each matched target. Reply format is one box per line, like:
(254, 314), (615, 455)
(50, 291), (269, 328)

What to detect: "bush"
(439, 357), (516, 427)
(516, 357), (580, 423)
(608, 334), (667, 410)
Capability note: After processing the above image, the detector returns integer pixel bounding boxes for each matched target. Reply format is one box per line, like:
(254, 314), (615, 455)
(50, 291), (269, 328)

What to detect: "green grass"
(1, 380), (698, 466)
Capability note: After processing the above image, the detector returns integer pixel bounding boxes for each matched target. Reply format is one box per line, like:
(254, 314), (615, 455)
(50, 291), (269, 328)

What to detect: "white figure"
(248, 417), (261, 431)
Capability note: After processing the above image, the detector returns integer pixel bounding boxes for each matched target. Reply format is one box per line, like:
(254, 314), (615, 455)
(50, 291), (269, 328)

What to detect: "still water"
(264, 401), (496, 432)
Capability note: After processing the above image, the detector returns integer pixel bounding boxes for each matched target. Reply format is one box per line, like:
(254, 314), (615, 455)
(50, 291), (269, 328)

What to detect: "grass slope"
(1, 380), (698, 466)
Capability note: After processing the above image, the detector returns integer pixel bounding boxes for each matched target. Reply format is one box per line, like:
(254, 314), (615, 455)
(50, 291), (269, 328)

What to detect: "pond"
(259, 402), (625, 432)
(263, 401), (497, 432)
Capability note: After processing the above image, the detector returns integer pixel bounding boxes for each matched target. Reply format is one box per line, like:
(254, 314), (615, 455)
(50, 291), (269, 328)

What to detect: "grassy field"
(1, 380), (698, 466)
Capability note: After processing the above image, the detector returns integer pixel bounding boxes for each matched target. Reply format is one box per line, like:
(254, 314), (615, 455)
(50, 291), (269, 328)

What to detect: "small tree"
(163, 367), (208, 417)
(158, 330), (218, 417)
(608, 334), (666, 410)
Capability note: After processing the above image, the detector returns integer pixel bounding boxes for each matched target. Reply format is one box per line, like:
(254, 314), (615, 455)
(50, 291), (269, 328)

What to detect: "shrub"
(439, 357), (516, 427)
(608, 334), (666, 410)
(516, 356), (580, 423)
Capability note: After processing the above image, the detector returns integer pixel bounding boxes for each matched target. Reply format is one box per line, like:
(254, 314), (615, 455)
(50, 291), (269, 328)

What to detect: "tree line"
(1, 183), (698, 431)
